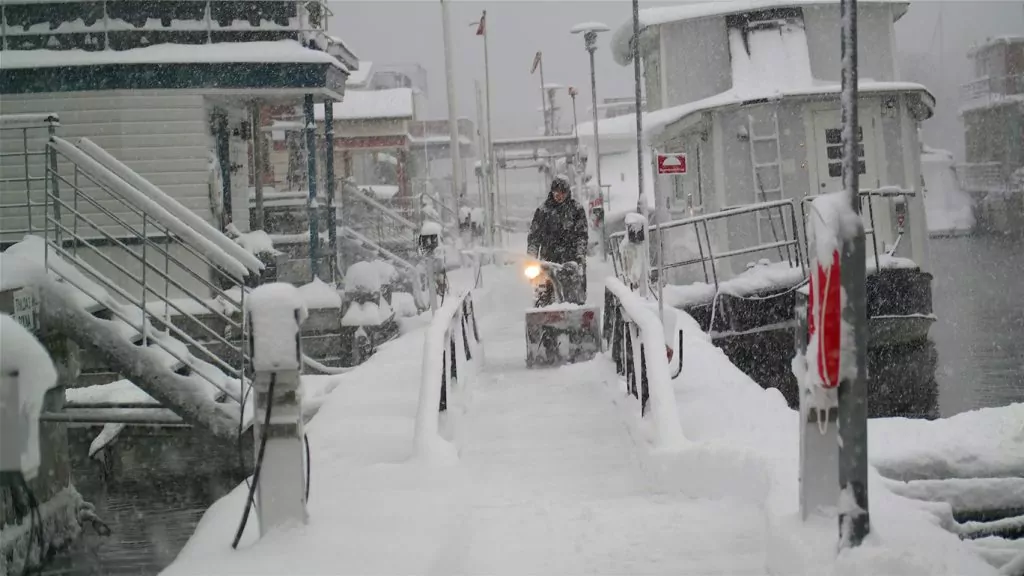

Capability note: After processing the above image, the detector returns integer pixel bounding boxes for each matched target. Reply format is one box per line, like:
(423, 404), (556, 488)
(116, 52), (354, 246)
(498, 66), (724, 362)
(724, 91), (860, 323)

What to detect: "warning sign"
(656, 153), (687, 175)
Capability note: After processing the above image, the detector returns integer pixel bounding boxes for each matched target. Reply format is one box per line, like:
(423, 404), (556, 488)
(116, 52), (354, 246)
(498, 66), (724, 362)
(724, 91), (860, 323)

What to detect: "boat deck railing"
(610, 188), (916, 294)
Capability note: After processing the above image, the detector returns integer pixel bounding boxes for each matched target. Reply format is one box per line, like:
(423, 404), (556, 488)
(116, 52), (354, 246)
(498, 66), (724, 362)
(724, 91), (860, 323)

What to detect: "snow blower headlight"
(524, 264), (541, 280)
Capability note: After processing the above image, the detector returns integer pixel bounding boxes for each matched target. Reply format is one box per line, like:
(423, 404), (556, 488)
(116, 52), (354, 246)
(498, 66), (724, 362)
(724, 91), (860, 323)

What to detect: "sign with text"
(657, 153), (687, 175)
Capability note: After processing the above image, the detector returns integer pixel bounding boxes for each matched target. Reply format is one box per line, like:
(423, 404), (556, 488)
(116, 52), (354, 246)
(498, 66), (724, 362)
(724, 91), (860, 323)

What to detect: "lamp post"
(440, 0), (465, 214)
(629, 0), (650, 298)
(571, 21), (611, 261)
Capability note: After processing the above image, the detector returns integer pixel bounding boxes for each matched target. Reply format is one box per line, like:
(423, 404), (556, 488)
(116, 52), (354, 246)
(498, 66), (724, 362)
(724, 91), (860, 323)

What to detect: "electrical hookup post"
(797, 0), (870, 550)
(241, 284), (310, 545)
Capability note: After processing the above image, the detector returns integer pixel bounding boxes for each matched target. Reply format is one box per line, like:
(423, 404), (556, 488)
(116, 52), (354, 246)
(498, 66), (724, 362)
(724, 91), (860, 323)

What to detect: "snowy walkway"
(163, 255), (1017, 576)
(429, 265), (766, 575)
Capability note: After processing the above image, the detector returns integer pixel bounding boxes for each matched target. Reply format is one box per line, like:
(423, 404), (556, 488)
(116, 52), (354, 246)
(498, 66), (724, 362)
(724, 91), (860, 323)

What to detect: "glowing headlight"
(524, 264), (541, 280)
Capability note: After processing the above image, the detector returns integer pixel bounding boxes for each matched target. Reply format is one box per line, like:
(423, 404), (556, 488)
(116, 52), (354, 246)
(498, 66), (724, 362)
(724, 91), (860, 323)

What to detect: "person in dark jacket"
(527, 176), (589, 305)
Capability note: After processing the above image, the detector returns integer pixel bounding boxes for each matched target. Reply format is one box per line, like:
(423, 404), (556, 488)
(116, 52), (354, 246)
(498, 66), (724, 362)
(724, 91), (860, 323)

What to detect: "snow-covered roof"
(315, 88), (414, 121)
(345, 61), (374, 87)
(611, 0), (910, 65)
(578, 80), (934, 145)
(0, 40), (346, 70)
(570, 21), (611, 34)
(968, 35), (1024, 57)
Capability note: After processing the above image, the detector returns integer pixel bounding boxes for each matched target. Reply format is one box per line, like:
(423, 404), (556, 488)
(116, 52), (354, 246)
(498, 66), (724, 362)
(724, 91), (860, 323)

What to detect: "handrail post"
(48, 126), (61, 247)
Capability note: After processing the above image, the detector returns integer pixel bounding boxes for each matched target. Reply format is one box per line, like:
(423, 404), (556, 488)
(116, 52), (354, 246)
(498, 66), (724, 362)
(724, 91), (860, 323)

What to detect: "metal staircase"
(1, 115), (262, 441)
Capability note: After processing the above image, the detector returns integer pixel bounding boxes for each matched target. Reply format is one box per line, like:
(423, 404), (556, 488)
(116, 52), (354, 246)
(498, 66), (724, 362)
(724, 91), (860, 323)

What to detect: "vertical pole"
(47, 122), (61, 246)
(538, 56), (549, 136)
(631, 0), (650, 298)
(440, 0), (466, 210)
(303, 95), (321, 281)
(586, 36), (607, 261)
(838, 0), (870, 549)
(324, 100), (339, 283)
(215, 109), (232, 232)
(251, 103), (265, 231)
(483, 14), (497, 249)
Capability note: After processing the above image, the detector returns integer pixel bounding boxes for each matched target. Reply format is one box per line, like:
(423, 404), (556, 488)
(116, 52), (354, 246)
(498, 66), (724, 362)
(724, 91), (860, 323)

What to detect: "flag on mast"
(531, 51), (542, 74)
(475, 10), (486, 36)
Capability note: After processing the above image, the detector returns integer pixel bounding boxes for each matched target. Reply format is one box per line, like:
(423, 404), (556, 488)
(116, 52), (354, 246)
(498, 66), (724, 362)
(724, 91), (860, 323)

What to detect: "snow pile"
(344, 261), (382, 294)
(663, 261), (806, 307)
(341, 302), (382, 327)
(297, 279), (342, 309)
(421, 220), (443, 236)
(370, 260), (400, 286)
(921, 146), (975, 236)
(390, 292), (419, 318)
(357, 184), (400, 200)
(247, 283), (308, 373)
(667, 310), (1002, 576)
(233, 230), (279, 256)
(0, 314), (58, 478)
(3, 236), (108, 309)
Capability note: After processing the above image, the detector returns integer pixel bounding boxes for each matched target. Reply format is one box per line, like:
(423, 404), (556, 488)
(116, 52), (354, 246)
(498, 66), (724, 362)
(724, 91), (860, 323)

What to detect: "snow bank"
(297, 279), (341, 309)
(370, 260), (400, 286)
(247, 283), (307, 373)
(667, 311), (1000, 576)
(869, 403), (1024, 480)
(0, 314), (58, 477)
(605, 277), (686, 451)
(922, 146), (975, 236)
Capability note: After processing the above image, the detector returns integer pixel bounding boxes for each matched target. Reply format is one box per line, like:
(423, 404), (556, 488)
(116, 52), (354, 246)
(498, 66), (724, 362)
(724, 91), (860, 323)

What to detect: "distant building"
(957, 35), (1024, 234)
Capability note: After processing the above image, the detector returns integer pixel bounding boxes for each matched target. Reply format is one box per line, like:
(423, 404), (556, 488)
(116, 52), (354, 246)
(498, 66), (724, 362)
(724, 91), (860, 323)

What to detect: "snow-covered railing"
(35, 136), (254, 413)
(412, 290), (481, 463)
(0, 114), (59, 242)
(604, 277), (686, 451)
(800, 188), (917, 273)
(610, 199), (804, 290)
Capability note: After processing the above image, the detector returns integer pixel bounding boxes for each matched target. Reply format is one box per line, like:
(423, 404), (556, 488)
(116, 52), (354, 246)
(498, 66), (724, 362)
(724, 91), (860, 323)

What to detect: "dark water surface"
(929, 235), (1024, 415)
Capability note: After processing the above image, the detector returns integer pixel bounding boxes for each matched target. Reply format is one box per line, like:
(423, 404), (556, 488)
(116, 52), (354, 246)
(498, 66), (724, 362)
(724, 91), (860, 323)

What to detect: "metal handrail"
(48, 167), (245, 326)
(0, 115), (58, 238)
(611, 199), (804, 290)
(412, 290), (481, 460)
(33, 134), (251, 405)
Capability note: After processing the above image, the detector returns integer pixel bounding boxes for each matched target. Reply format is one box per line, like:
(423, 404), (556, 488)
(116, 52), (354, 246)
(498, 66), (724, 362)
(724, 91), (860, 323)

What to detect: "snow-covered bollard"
(0, 314), (58, 481)
(419, 221), (442, 312)
(246, 284), (309, 536)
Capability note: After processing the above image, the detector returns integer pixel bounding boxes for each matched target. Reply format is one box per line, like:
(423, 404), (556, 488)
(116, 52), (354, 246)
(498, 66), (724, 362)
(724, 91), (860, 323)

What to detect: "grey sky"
(329, 1), (1024, 159)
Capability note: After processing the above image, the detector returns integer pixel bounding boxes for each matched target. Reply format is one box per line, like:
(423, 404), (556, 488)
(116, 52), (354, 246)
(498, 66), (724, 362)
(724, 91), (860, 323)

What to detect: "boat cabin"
(607, 0), (935, 284)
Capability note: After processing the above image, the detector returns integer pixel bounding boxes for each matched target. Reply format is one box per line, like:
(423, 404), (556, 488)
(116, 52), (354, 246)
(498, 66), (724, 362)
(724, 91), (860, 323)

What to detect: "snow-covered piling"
(246, 283), (309, 536)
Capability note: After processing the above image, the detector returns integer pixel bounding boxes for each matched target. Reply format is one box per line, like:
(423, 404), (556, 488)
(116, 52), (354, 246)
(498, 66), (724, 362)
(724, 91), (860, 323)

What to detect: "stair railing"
(37, 133), (254, 404)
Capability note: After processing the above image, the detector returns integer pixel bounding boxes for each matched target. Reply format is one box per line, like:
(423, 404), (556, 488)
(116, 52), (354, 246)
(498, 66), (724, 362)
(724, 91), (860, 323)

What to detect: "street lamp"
(571, 21), (611, 261)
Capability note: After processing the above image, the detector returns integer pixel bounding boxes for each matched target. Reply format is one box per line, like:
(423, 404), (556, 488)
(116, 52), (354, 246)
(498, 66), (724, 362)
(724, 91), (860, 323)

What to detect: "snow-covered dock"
(162, 258), (1022, 576)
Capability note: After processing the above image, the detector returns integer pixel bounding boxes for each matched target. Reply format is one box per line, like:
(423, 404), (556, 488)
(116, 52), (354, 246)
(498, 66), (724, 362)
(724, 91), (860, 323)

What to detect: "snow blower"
(524, 260), (601, 368)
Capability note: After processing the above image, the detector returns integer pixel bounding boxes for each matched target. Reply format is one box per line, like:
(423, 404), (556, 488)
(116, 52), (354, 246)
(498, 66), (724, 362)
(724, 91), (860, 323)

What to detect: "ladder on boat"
(746, 110), (789, 251)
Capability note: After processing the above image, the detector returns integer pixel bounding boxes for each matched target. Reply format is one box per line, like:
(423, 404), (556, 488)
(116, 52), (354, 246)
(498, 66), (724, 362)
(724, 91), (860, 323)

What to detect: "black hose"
(18, 474), (45, 576)
(304, 433), (311, 502)
(232, 373), (276, 549)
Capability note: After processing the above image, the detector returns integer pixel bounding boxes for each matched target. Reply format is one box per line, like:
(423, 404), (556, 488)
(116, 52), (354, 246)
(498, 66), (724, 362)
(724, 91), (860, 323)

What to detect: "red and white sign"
(657, 153), (688, 175)
(807, 250), (842, 389)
